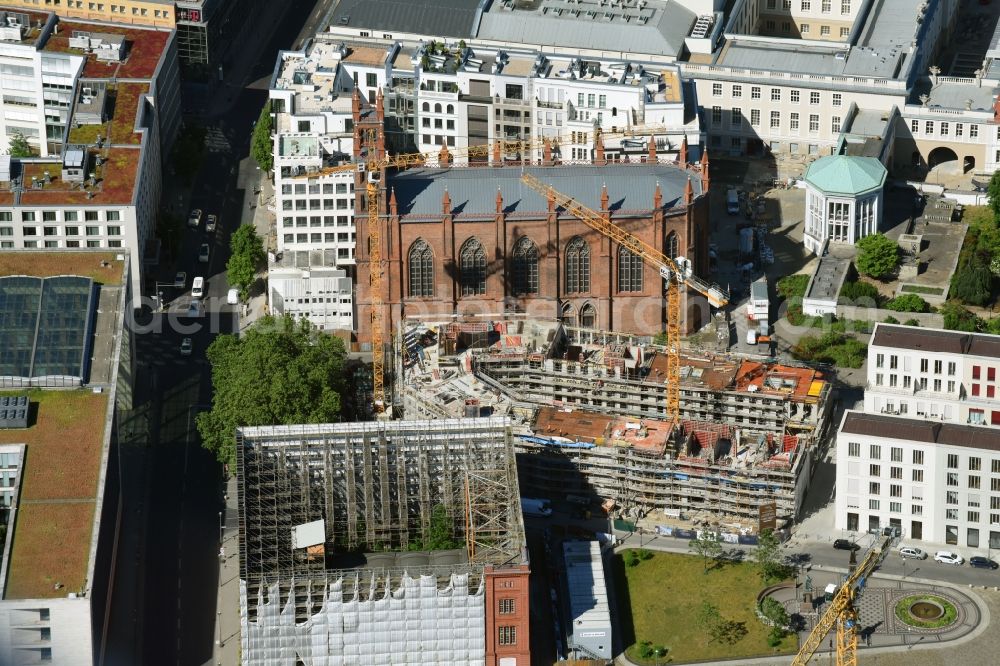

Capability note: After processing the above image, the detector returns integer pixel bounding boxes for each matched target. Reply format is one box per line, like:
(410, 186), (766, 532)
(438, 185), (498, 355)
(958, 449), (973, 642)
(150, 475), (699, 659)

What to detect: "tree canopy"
(251, 102), (273, 172)
(226, 224), (265, 294)
(988, 171), (1000, 220)
(951, 255), (993, 306)
(855, 233), (900, 279)
(7, 131), (31, 158)
(196, 315), (347, 467)
(752, 529), (791, 583)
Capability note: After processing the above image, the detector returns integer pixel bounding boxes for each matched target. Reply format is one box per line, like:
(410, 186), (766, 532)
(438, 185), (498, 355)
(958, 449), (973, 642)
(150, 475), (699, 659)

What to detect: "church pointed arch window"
(408, 239), (434, 297)
(618, 246), (644, 292)
(459, 237), (487, 296)
(565, 236), (590, 293)
(511, 237), (539, 295)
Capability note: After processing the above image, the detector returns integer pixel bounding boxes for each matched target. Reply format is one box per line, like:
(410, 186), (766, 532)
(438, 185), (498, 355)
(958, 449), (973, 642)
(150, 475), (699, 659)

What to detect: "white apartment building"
(268, 249), (354, 332)
(0, 9), (82, 157)
(835, 410), (1000, 552)
(324, 0), (1000, 179)
(0, 9), (180, 308)
(865, 323), (1000, 427)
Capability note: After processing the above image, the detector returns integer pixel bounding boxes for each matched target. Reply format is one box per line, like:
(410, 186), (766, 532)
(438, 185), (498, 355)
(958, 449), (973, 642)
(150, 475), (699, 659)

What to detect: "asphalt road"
(101, 1), (329, 664)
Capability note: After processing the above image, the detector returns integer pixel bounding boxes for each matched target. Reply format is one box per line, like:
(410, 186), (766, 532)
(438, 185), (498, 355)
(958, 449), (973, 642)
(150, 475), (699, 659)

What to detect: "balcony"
(536, 100), (563, 110)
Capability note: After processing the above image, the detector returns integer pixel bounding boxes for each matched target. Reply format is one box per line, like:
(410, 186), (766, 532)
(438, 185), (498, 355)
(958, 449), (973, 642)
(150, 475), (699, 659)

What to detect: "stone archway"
(964, 155), (976, 173)
(927, 146), (959, 170)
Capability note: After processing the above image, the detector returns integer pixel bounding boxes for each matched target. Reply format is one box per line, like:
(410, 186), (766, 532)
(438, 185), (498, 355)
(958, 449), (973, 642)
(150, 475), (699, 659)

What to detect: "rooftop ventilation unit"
(691, 15), (713, 38)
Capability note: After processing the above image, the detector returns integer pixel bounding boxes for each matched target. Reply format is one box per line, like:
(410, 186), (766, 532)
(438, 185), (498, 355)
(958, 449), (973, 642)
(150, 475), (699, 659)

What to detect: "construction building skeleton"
(236, 418), (530, 666)
(399, 317), (834, 529)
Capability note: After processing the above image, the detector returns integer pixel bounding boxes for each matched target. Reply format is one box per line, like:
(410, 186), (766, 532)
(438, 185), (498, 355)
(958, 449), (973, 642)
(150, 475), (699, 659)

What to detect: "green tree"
(196, 315), (347, 467)
(855, 233), (900, 279)
(988, 171), (1000, 220)
(251, 101), (273, 172)
(752, 529), (790, 583)
(951, 256), (993, 306)
(883, 293), (930, 313)
(941, 301), (983, 332)
(776, 274), (810, 300)
(227, 224), (265, 294)
(7, 131), (32, 158)
(426, 504), (460, 550)
(760, 596), (790, 628)
(838, 280), (882, 306)
(689, 531), (723, 573)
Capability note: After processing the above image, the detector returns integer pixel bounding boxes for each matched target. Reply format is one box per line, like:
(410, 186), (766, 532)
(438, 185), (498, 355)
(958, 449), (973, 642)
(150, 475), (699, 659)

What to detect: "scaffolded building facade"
(236, 418), (530, 666)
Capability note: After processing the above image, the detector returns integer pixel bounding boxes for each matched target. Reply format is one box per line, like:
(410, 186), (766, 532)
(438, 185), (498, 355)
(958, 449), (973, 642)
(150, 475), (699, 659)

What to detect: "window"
(869, 464), (880, 476)
(809, 114), (819, 132)
(890, 466), (902, 479)
(801, 23), (810, 33)
(890, 502), (902, 513)
(870, 444), (881, 459)
(712, 106), (722, 125)
(890, 484), (902, 497)
(770, 111), (780, 128)
(993, 459), (1000, 474)
(947, 472), (959, 486)
(912, 504), (922, 515)
(875, 373), (882, 386)
(512, 237), (539, 295)
(750, 109), (761, 127)
(971, 124), (979, 138)
(848, 441), (860, 457)
(969, 528), (980, 548)
(751, 86), (761, 100)
(790, 90), (800, 103)
(107, 226), (121, 236)
(712, 83), (722, 97)
(925, 120), (934, 134)
(832, 116), (841, 133)
(970, 475), (981, 489)
(810, 92), (820, 105)
(890, 446), (903, 462)
(598, 95), (606, 108)
(820, 25), (830, 35)
(366, 73), (377, 87)
(910, 120), (919, 135)
(666, 233), (679, 260)
(947, 491), (958, 505)
(912, 469), (923, 482)
(869, 499), (879, 510)
(732, 85), (742, 98)
(876, 353), (884, 368)
(408, 239), (434, 297)
(498, 626), (517, 645)
(618, 247), (644, 292)
(822, 0), (831, 10)
(802, 0), (811, 7)
(970, 457), (982, 471)
(499, 598), (515, 614)
(459, 238), (486, 296)
(946, 509), (959, 520)
(731, 108), (742, 127)
(934, 379), (942, 392)
(869, 482), (880, 495)
(565, 237), (590, 293)
(790, 113), (799, 130)
(832, 93), (842, 107)
(948, 454), (958, 468)
(841, 0), (850, 11)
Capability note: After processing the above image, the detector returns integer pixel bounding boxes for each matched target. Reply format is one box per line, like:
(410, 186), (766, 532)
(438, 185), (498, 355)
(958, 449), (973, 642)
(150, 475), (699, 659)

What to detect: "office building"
(0, 251), (133, 666)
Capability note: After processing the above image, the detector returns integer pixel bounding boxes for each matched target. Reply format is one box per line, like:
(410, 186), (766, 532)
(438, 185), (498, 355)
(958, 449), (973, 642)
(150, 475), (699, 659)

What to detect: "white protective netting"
(241, 571), (486, 666)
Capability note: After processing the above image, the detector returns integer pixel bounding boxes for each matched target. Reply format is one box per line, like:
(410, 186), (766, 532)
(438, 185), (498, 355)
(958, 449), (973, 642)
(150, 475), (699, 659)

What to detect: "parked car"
(934, 551), (964, 565)
(179, 337), (193, 355)
(173, 271), (186, 288)
(187, 208), (202, 228)
(187, 299), (202, 318)
(833, 539), (860, 551)
(198, 243), (210, 263)
(205, 214), (218, 233)
(898, 546), (927, 560)
(227, 288), (239, 305)
(970, 556), (999, 570)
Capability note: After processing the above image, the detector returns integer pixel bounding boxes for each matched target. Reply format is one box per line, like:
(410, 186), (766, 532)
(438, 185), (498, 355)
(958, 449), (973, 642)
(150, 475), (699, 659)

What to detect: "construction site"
(398, 317), (835, 531)
(236, 418), (530, 666)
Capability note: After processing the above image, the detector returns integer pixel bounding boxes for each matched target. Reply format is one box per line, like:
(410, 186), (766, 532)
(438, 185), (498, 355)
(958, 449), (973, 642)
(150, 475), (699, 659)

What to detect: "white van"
(192, 276), (205, 298)
(727, 189), (740, 215)
(746, 328), (757, 345)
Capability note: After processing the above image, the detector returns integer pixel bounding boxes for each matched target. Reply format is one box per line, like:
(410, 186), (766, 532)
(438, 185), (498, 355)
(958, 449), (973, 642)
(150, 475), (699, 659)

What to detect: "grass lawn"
(616, 550), (797, 664)
(0, 251), (123, 284)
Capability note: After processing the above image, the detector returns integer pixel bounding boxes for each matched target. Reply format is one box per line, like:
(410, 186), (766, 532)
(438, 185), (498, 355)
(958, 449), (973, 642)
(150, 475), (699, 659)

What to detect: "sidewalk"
(212, 475), (240, 666)
(237, 160), (273, 333)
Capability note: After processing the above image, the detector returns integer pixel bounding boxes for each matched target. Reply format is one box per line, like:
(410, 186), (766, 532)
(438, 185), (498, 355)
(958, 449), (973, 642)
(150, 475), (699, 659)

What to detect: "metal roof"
(329, 0), (480, 39)
(803, 155), (886, 197)
(388, 163), (702, 217)
(871, 323), (1000, 359)
(841, 411), (1000, 451)
(476, 0), (695, 57)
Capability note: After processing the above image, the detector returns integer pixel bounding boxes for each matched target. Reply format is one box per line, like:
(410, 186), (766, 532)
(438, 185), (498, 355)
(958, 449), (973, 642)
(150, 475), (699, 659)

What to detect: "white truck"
(520, 498), (553, 517)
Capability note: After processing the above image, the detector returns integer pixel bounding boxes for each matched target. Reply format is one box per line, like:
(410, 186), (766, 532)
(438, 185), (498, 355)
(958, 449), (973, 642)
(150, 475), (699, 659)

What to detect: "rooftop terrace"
(5, 147), (141, 206)
(42, 21), (170, 80)
(68, 82), (148, 146)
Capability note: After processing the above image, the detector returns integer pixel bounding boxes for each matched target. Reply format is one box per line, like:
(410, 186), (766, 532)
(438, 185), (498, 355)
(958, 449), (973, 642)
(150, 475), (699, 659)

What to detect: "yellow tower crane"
(792, 536), (892, 666)
(518, 173), (728, 424)
(316, 118), (691, 414)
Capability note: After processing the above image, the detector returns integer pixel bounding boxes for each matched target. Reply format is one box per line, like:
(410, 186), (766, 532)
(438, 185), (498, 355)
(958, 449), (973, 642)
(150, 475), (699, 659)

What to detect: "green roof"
(804, 155), (887, 196)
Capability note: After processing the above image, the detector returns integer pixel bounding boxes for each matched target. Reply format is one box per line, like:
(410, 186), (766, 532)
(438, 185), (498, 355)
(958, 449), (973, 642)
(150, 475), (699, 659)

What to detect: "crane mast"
(518, 173), (727, 424)
(364, 128), (387, 414)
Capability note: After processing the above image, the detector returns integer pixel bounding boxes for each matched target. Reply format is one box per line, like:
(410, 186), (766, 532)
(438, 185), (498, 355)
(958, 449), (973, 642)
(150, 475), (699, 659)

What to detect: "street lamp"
(219, 511), (224, 544)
